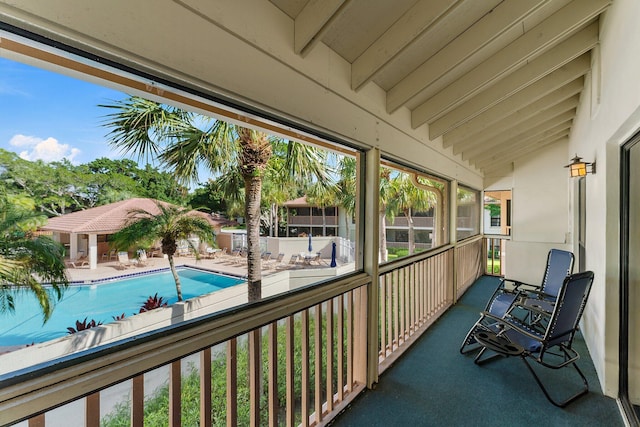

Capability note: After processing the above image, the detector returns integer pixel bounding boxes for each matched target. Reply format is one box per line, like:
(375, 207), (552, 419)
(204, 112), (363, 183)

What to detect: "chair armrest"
(499, 278), (541, 293)
(520, 288), (555, 300)
(480, 311), (543, 343)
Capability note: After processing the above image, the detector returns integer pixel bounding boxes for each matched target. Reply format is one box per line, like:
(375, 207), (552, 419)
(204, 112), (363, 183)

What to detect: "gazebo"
(41, 198), (234, 269)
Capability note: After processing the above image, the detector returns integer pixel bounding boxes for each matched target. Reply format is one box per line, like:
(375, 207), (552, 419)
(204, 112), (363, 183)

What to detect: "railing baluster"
(386, 274), (392, 354)
(285, 316), (295, 427)
(314, 304), (323, 424)
(430, 256), (435, 317)
(337, 295), (345, 402)
(400, 267), (406, 344)
(380, 274), (387, 357)
(410, 264), (415, 334)
(326, 298), (334, 413)
(346, 290), (353, 393)
(28, 414), (44, 427)
(85, 392), (100, 427)
(249, 329), (261, 427)
(170, 360), (182, 427)
(301, 309), (310, 427)
(419, 260), (425, 324)
(131, 375), (144, 427)
(393, 270), (399, 350)
(268, 322), (278, 427)
(200, 349), (212, 427)
(227, 338), (238, 427)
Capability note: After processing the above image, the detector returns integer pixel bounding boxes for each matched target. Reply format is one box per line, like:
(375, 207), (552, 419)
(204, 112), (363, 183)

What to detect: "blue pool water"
(0, 267), (245, 347)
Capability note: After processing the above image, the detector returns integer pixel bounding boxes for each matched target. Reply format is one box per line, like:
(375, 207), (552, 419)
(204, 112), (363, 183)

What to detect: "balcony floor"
(331, 276), (623, 426)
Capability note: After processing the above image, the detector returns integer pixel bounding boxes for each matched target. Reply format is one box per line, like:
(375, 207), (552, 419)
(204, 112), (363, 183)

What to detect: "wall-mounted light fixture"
(565, 154), (596, 177)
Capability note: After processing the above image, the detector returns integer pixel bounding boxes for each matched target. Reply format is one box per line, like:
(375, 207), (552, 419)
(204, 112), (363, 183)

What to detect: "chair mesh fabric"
(540, 249), (574, 298)
(487, 292), (519, 317)
(546, 272), (593, 347)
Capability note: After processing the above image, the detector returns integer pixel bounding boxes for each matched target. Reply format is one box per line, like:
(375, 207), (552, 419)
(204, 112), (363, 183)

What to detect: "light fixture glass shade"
(565, 154), (593, 178)
(569, 161), (587, 177)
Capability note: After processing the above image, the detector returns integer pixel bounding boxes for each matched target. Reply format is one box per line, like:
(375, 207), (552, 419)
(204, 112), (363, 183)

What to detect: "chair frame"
(471, 271), (594, 407)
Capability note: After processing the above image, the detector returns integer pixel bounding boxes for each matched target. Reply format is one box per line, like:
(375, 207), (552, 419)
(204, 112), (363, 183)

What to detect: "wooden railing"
(0, 273), (370, 427)
(455, 236), (484, 297)
(483, 235), (509, 277)
(377, 245), (455, 372)
(1, 238), (487, 426)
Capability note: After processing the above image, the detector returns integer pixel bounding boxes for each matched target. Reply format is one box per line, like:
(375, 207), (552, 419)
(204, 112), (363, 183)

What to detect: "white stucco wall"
(564, 0), (640, 397)
(503, 141), (571, 283)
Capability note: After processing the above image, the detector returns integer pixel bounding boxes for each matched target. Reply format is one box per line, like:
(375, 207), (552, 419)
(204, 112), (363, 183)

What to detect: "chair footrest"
(474, 331), (524, 356)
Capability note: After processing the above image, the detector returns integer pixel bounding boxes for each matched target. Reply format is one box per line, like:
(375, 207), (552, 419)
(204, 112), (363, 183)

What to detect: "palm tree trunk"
(245, 174), (263, 302)
(379, 208), (388, 262)
(407, 208), (415, 255)
(274, 205), (278, 237)
(168, 254), (183, 301)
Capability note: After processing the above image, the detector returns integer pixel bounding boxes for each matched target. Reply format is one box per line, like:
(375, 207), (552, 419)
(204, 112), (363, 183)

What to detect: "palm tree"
(379, 168), (395, 262)
(389, 174), (435, 254)
(334, 156), (357, 239)
(110, 202), (215, 301)
(102, 96), (329, 301)
(0, 195), (68, 322)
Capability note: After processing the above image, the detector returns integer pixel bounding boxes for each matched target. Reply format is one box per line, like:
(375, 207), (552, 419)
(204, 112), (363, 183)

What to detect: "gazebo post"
(69, 233), (78, 260)
(88, 234), (98, 269)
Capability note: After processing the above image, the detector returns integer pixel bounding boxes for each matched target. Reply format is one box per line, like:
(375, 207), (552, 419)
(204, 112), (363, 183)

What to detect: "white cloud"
(9, 134), (80, 163)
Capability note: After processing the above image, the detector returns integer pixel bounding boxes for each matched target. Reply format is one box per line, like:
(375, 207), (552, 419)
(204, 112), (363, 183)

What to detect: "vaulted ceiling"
(269, 0), (610, 173)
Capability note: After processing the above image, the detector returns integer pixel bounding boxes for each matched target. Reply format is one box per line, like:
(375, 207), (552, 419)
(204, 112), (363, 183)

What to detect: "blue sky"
(0, 57), (128, 164)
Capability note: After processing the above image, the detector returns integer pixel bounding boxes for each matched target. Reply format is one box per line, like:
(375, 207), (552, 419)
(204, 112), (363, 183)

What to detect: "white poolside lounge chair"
(117, 251), (135, 269)
(136, 250), (151, 267)
(66, 256), (89, 268)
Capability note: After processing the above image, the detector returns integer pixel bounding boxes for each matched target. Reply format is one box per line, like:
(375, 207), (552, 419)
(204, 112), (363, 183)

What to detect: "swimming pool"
(0, 267), (245, 347)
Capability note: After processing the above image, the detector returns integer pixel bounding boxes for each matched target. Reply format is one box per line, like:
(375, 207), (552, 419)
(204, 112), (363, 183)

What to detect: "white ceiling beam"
(451, 93), (580, 153)
(471, 120), (572, 165)
(420, 22), (597, 134)
(463, 112), (574, 161)
(442, 75), (584, 147)
(386, 0), (546, 113)
(459, 103), (576, 157)
(294, 0), (347, 56)
(432, 54), (590, 139)
(351, 0), (457, 91)
(411, 0), (604, 129)
(480, 135), (569, 172)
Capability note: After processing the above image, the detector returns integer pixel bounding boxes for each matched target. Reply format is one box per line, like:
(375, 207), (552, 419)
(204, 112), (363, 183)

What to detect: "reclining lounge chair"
(460, 249), (574, 354)
(470, 271), (594, 407)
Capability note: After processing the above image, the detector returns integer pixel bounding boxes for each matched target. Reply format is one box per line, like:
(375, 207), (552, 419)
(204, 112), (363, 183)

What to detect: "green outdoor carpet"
(330, 276), (623, 427)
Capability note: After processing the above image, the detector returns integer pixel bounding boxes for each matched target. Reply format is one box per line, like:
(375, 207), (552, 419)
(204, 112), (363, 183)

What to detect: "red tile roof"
(42, 198), (239, 235)
(42, 198), (165, 234)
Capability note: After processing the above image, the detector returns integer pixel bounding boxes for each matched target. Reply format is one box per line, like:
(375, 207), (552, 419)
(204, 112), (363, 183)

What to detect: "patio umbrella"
(308, 234), (313, 252)
(330, 242), (337, 267)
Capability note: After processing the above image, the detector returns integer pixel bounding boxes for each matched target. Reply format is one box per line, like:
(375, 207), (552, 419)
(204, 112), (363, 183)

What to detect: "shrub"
(139, 293), (168, 313)
(67, 318), (103, 334)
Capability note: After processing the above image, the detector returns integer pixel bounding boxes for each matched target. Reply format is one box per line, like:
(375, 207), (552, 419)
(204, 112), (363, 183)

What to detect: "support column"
(88, 234), (98, 269)
(363, 148), (380, 388)
(69, 232), (78, 260)
(450, 180), (459, 302)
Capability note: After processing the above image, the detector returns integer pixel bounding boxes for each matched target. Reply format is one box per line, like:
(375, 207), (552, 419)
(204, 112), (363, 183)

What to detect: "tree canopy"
(0, 149), (188, 216)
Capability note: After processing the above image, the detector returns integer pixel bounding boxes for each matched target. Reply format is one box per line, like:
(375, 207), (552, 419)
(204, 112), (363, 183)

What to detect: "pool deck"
(63, 252), (329, 283)
(65, 254), (250, 283)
